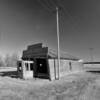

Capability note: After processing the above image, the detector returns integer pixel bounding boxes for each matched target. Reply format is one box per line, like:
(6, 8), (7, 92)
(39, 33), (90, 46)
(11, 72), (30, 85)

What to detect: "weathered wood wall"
(22, 43), (48, 59)
(48, 59), (83, 80)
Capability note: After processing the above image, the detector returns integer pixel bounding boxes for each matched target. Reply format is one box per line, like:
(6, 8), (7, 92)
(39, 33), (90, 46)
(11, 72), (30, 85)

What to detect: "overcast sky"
(0, 0), (100, 61)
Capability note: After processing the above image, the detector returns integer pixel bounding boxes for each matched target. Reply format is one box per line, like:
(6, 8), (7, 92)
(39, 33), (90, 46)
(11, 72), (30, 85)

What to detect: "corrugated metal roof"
(48, 48), (79, 60)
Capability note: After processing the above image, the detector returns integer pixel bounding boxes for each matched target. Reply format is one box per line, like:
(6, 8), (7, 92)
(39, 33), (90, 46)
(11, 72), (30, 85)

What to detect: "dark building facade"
(17, 43), (83, 80)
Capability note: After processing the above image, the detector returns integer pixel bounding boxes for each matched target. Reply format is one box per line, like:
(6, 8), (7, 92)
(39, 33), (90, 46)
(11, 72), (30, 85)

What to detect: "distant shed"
(17, 43), (83, 80)
(83, 62), (100, 72)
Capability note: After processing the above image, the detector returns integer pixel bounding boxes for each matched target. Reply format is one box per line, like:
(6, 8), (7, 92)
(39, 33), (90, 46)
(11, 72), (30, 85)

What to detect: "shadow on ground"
(0, 71), (48, 79)
(0, 71), (18, 78)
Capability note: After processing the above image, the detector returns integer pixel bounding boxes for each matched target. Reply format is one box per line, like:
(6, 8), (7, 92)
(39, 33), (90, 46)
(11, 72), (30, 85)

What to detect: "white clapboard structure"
(83, 62), (100, 72)
(17, 43), (83, 80)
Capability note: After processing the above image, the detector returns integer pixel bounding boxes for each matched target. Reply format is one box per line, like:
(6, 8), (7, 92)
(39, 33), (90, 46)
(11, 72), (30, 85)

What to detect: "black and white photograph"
(0, 0), (100, 100)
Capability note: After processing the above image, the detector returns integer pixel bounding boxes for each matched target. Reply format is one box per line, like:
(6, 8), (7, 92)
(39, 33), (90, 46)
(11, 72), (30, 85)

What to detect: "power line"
(37, 0), (80, 21)
(37, 0), (52, 12)
(58, 1), (80, 24)
(49, 0), (57, 7)
(37, 0), (80, 80)
(44, 0), (55, 9)
(37, 0), (62, 13)
(37, 0), (61, 80)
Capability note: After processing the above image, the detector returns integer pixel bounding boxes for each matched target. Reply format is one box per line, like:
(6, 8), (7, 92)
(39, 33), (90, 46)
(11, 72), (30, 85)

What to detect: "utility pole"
(56, 6), (60, 80)
(38, 0), (61, 80)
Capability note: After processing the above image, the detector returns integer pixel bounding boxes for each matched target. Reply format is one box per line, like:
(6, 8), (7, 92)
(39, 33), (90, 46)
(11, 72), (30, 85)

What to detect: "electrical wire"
(37, 0), (80, 22)
(37, 0), (52, 12)
(58, 1), (80, 24)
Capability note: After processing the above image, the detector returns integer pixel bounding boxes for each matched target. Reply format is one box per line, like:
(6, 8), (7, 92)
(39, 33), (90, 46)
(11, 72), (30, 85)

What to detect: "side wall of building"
(48, 59), (83, 80)
(71, 61), (83, 72)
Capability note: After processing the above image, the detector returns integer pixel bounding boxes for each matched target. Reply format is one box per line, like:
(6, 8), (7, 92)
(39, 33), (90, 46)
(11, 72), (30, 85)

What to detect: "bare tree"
(5, 53), (19, 67)
(11, 53), (19, 67)
(0, 55), (4, 67)
(5, 54), (11, 67)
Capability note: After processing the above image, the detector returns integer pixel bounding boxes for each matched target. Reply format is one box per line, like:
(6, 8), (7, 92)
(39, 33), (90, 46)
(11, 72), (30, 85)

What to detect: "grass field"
(0, 68), (100, 100)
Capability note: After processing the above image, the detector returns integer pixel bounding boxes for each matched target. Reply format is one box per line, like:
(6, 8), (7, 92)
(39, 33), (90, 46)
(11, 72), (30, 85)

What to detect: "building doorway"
(17, 60), (34, 79)
(36, 58), (49, 78)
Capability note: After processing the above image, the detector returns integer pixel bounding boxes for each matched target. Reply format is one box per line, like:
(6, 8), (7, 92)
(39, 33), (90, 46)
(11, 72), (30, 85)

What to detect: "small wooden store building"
(17, 43), (83, 80)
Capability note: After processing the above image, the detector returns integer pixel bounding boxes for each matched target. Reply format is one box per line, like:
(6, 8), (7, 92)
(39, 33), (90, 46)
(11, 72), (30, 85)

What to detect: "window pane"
(18, 62), (22, 72)
(25, 63), (28, 70)
(30, 63), (33, 70)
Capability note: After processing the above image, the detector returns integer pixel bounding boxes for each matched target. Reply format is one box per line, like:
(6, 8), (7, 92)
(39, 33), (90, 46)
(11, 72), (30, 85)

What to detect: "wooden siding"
(49, 59), (83, 80)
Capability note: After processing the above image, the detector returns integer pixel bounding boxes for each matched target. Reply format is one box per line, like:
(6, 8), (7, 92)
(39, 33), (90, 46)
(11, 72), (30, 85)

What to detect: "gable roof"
(22, 43), (79, 61)
(48, 48), (79, 60)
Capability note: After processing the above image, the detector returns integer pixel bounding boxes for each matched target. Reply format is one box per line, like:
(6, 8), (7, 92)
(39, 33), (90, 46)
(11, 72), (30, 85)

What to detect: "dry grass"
(0, 70), (100, 100)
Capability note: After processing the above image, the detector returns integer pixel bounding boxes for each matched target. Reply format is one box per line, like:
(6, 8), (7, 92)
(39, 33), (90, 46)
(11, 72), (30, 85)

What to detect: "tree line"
(0, 53), (19, 67)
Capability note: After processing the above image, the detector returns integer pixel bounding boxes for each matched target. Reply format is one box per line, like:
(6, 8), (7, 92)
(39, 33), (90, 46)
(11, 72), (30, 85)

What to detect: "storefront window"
(25, 63), (29, 70)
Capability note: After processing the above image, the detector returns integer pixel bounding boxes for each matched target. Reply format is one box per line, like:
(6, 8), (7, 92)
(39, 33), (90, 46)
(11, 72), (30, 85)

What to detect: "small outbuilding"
(17, 43), (83, 80)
